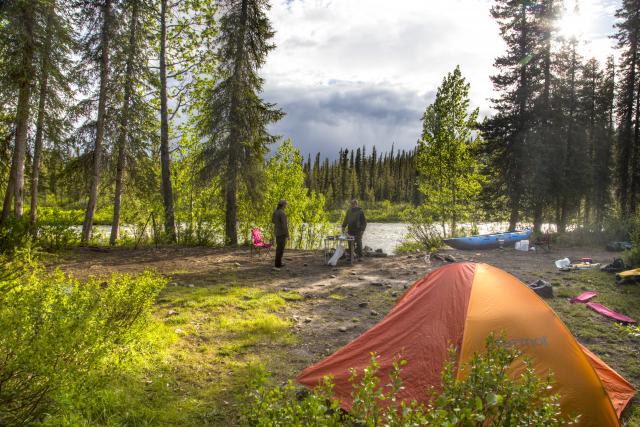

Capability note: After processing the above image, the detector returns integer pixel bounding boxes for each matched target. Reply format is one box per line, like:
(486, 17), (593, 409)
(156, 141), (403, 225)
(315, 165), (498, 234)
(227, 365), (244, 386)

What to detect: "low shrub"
(400, 206), (444, 252)
(240, 335), (572, 426)
(0, 249), (165, 426)
(624, 214), (640, 266)
(394, 240), (426, 255)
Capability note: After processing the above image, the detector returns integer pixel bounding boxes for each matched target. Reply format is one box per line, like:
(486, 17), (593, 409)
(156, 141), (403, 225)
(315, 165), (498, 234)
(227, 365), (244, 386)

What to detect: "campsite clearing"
(53, 245), (640, 426)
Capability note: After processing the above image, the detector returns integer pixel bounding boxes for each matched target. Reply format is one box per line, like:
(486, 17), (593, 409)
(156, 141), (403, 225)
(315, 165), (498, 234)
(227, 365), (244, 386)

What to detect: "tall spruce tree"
(26, 0), (76, 229)
(482, 0), (543, 230)
(0, 0), (37, 222)
(199, 0), (283, 245)
(614, 0), (640, 217)
(79, 0), (115, 243)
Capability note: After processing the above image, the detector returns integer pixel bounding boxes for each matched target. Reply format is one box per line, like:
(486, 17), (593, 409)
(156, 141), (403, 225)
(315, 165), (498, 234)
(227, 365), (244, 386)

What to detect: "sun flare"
(557, 0), (592, 40)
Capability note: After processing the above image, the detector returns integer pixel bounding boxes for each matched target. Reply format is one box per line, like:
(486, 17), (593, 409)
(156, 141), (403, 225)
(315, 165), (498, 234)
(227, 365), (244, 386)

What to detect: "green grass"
(44, 282), (301, 426)
(547, 269), (640, 426)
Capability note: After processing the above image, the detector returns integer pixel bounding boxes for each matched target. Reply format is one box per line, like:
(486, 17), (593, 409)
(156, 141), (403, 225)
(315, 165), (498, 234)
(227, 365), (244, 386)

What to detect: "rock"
(375, 248), (383, 253)
(330, 274), (337, 279)
(444, 255), (456, 262)
(370, 310), (379, 316)
(167, 309), (179, 316)
(304, 317), (312, 323)
(431, 253), (445, 261)
(303, 263), (308, 267)
(403, 284), (409, 289)
(411, 270), (417, 275)
(350, 272), (357, 276)
(175, 328), (185, 335)
(187, 284), (195, 288)
(528, 279), (554, 298)
(332, 268), (338, 271)
(234, 262), (241, 267)
(281, 287), (289, 292)
(272, 267), (280, 272)
(364, 246), (373, 252)
(339, 326), (348, 332)
(169, 282), (178, 287)
(358, 302), (368, 308)
(391, 291), (398, 297)
(370, 281), (384, 287)
(357, 276), (365, 281)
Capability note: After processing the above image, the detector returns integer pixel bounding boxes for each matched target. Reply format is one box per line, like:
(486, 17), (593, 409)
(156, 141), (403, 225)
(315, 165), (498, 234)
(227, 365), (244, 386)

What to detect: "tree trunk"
(82, 0), (112, 243)
(3, 0), (36, 222)
(533, 203), (543, 234)
(2, 164), (15, 223)
(109, 0), (138, 245)
(159, 0), (177, 243)
(30, 3), (54, 231)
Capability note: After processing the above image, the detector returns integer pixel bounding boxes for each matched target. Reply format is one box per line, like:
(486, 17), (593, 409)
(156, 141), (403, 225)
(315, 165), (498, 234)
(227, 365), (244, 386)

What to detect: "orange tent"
(298, 263), (635, 426)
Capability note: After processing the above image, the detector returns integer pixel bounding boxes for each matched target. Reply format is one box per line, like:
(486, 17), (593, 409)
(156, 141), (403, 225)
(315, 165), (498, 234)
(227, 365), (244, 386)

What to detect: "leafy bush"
(248, 139), (329, 250)
(240, 335), (572, 426)
(394, 240), (426, 255)
(35, 207), (82, 249)
(0, 217), (31, 253)
(400, 206), (444, 252)
(624, 214), (640, 266)
(0, 250), (165, 426)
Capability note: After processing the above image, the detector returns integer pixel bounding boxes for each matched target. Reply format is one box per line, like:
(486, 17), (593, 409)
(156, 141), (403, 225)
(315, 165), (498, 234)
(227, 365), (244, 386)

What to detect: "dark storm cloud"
(264, 82), (434, 157)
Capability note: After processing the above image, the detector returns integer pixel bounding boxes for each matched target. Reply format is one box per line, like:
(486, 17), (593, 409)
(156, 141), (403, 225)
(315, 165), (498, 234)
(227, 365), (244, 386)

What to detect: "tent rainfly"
(298, 263), (635, 426)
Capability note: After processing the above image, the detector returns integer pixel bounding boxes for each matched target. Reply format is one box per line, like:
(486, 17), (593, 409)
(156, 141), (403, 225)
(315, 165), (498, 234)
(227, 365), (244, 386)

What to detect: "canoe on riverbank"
(444, 230), (533, 250)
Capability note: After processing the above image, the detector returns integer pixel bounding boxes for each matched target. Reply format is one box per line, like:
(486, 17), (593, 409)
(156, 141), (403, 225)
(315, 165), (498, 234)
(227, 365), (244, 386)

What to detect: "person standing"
(342, 198), (367, 259)
(272, 199), (289, 268)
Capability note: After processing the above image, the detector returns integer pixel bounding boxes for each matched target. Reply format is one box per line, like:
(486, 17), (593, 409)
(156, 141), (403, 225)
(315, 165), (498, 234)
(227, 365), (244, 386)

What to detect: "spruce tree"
(79, 0), (115, 243)
(199, 0), (283, 245)
(482, 0), (543, 230)
(613, 0), (640, 216)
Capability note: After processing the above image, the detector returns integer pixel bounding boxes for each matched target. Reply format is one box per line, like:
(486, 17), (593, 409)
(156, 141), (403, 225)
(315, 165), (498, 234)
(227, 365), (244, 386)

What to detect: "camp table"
(324, 235), (356, 265)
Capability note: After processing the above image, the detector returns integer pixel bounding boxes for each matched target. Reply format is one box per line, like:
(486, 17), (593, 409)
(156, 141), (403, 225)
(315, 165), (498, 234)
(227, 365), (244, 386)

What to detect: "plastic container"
(515, 240), (529, 251)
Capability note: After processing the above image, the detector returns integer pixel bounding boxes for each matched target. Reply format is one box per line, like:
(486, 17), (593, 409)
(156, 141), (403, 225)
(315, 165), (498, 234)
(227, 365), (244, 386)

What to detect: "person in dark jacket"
(272, 199), (289, 268)
(342, 198), (367, 259)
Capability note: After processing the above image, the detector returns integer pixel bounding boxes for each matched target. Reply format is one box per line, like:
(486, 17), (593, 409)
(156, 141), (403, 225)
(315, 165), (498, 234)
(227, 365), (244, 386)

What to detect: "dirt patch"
(54, 244), (617, 366)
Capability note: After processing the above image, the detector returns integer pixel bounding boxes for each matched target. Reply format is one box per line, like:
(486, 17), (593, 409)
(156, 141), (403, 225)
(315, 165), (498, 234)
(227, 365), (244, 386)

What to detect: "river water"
(91, 221), (554, 255)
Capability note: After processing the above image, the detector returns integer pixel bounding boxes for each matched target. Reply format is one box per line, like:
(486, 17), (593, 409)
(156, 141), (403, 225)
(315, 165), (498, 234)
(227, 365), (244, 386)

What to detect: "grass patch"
(329, 293), (346, 300)
(45, 282), (300, 425)
(546, 269), (640, 426)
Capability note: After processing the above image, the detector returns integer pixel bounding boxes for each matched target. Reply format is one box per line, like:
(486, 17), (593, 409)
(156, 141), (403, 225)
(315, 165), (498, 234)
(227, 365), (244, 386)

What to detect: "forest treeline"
(302, 146), (421, 209)
(1, 0), (640, 250)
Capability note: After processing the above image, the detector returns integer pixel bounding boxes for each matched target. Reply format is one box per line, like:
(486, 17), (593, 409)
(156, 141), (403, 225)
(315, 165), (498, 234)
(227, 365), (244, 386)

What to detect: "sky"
(261, 0), (620, 158)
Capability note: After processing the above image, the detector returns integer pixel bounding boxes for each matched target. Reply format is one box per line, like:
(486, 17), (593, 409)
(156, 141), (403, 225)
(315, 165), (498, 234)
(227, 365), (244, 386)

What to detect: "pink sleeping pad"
(586, 302), (637, 324)
(570, 291), (597, 304)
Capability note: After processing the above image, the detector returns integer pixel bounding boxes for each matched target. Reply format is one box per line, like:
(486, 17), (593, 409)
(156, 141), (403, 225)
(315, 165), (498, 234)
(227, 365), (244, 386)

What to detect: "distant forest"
(302, 146), (421, 209)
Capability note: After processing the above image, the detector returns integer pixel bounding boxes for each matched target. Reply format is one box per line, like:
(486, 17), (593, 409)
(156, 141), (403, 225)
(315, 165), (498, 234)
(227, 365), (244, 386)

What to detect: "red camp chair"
(250, 227), (273, 256)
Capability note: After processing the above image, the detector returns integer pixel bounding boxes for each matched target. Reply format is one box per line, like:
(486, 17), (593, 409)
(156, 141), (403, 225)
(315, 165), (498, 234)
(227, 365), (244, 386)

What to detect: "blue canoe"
(444, 229), (533, 250)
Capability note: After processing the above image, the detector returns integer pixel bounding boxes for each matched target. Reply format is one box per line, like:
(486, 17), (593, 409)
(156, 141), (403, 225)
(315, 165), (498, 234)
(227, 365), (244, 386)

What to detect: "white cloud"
(262, 0), (618, 157)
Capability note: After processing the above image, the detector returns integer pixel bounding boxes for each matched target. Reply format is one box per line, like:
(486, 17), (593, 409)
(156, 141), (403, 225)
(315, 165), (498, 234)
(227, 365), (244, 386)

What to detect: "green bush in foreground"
(241, 335), (573, 426)
(0, 248), (165, 426)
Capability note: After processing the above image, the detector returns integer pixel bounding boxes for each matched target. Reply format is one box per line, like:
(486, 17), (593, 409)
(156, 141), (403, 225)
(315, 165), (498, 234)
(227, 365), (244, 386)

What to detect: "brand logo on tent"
(505, 336), (548, 349)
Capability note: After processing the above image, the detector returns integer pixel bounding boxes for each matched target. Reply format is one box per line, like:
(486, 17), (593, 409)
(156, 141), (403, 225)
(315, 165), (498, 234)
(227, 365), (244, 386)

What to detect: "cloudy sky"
(261, 0), (620, 158)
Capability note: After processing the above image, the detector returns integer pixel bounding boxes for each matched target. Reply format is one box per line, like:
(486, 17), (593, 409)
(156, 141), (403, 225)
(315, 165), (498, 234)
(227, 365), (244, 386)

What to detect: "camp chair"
(250, 227), (272, 257)
(533, 232), (551, 252)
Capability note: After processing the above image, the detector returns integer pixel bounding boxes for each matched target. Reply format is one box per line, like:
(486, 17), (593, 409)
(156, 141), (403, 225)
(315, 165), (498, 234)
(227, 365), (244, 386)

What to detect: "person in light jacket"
(342, 198), (367, 259)
(272, 199), (289, 268)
